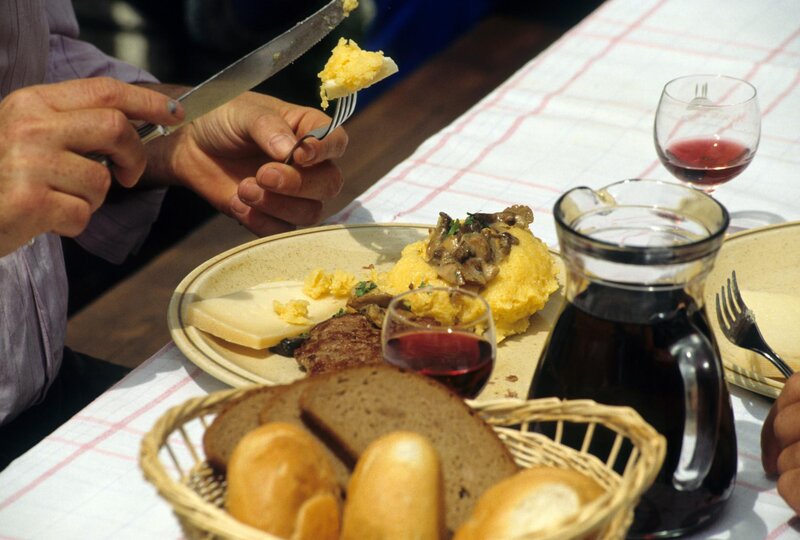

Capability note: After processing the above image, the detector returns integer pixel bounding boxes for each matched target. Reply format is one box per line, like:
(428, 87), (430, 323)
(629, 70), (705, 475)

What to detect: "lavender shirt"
(0, 0), (164, 425)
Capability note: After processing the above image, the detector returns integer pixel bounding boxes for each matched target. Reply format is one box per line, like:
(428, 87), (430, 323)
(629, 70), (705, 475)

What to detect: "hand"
(762, 372), (800, 514)
(0, 78), (183, 256)
(146, 91), (347, 236)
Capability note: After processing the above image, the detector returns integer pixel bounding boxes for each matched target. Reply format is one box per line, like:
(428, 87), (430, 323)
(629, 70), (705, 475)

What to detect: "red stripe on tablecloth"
(766, 521), (791, 540)
(47, 436), (137, 462)
(0, 366), (201, 512)
(761, 70), (800, 117)
(743, 26), (800, 80)
(577, 30), (768, 62)
(597, 15), (800, 57)
(406, 158), (565, 194)
(737, 479), (781, 497)
(639, 23), (800, 179)
(399, 179), (553, 215)
(390, 0), (670, 221)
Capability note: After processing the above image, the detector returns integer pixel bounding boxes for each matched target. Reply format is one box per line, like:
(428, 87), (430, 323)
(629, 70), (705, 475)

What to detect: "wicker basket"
(140, 389), (665, 540)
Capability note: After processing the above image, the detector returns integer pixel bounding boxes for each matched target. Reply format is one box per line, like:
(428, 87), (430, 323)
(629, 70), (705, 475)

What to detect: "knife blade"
(138, 0), (347, 144)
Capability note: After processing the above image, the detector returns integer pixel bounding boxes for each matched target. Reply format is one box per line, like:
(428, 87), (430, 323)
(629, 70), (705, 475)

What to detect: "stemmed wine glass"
(654, 74), (760, 194)
(381, 286), (497, 399)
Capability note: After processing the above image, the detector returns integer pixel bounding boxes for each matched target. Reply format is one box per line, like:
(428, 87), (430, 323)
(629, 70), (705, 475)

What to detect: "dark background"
(65, 0), (603, 315)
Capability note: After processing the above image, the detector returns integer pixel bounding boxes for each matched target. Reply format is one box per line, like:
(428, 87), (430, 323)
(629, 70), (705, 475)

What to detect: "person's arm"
(762, 372), (800, 513)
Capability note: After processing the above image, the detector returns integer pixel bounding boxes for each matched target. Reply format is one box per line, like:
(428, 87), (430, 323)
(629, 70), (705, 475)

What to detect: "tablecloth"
(2, 0), (800, 537)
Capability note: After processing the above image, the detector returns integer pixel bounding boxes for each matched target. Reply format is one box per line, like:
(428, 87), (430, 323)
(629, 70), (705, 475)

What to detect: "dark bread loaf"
(202, 386), (279, 472)
(257, 378), (351, 490)
(297, 365), (519, 535)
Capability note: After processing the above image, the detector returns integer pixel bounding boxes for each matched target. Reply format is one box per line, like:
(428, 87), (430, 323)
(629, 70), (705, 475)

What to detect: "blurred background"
(65, 0), (603, 314)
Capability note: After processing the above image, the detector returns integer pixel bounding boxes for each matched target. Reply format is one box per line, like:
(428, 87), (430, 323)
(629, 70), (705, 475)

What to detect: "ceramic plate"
(704, 221), (800, 399)
(168, 223), (565, 400)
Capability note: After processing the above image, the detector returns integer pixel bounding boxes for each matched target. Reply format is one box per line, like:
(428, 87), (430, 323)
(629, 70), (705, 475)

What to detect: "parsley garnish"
(466, 212), (488, 229)
(446, 219), (461, 236)
(354, 280), (377, 297)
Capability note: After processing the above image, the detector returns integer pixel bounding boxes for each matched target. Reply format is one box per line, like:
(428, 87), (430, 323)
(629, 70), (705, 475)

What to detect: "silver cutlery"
(93, 0), (347, 166)
(715, 270), (794, 379)
(285, 92), (357, 164)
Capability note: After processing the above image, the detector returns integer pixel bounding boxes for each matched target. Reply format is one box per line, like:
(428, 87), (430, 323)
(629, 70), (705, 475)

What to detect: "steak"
(294, 313), (383, 375)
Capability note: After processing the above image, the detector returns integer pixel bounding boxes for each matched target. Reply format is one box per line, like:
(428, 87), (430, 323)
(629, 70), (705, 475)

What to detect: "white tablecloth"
(2, 0), (800, 537)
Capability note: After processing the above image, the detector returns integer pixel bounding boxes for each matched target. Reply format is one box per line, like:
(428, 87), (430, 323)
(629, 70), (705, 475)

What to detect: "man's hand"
(762, 372), (800, 513)
(0, 78), (183, 256)
(145, 91), (347, 236)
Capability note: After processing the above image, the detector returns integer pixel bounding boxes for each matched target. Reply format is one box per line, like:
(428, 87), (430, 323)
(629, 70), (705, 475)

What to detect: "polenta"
(318, 38), (398, 109)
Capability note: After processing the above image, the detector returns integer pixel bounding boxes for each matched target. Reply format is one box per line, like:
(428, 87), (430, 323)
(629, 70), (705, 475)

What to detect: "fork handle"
(755, 347), (795, 379)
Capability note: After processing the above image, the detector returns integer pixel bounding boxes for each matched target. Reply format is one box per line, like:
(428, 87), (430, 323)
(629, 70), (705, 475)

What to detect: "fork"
(687, 82), (711, 110)
(285, 92), (358, 164)
(715, 270), (794, 378)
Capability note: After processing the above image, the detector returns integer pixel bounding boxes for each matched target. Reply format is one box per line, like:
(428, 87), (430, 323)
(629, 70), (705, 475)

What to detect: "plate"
(704, 221), (800, 399)
(168, 223), (566, 399)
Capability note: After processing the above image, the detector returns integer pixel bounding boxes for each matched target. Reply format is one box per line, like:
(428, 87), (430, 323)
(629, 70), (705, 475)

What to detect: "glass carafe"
(528, 179), (736, 538)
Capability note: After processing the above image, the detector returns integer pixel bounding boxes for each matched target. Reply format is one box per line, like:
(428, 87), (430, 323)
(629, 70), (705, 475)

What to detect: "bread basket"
(140, 389), (665, 540)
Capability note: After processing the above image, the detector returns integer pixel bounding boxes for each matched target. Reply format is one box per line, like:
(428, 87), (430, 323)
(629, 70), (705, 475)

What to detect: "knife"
(135, 0), (347, 144)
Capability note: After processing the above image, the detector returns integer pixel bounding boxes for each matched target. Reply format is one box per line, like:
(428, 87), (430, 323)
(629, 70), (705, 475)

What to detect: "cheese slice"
(318, 38), (399, 108)
(186, 280), (346, 350)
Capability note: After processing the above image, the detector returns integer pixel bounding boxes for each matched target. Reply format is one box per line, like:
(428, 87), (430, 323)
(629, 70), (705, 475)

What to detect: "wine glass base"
(727, 210), (785, 233)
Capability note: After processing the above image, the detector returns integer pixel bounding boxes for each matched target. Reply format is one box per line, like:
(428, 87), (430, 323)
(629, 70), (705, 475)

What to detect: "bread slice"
(202, 386), (280, 471)
(297, 365), (519, 535)
(257, 378), (351, 490)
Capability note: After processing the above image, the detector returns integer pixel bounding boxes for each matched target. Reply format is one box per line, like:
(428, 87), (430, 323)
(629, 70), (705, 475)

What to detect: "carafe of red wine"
(528, 179), (736, 538)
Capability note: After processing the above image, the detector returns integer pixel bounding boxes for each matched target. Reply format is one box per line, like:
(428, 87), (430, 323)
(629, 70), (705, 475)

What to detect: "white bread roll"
(341, 431), (445, 540)
(453, 467), (606, 540)
(225, 422), (340, 539)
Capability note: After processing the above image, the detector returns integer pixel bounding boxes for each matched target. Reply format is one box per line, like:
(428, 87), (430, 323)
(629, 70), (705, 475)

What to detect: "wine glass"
(381, 286), (497, 399)
(654, 74), (760, 194)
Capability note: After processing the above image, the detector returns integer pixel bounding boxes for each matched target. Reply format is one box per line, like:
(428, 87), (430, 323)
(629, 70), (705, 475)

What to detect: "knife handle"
(86, 123), (168, 168)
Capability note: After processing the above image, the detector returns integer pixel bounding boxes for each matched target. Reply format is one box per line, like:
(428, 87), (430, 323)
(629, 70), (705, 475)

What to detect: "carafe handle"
(670, 329), (722, 491)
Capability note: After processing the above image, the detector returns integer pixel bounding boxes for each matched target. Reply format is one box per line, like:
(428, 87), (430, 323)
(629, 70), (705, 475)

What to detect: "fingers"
(290, 127), (349, 166)
(777, 469), (800, 514)
(254, 162), (343, 202)
(764, 373), (800, 477)
(247, 103), (348, 165)
(229, 191), (298, 236)
(234, 181), (324, 227)
(776, 372), (800, 412)
(31, 78), (184, 126)
(58, 109), (149, 187)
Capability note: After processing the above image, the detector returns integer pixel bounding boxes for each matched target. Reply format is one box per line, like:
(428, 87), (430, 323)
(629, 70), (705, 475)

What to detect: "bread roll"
(225, 422), (340, 539)
(341, 431), (445, 540)
(453, 467), (606, 540)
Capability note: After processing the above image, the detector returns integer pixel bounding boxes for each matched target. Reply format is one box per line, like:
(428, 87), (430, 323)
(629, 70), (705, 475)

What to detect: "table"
(3, 0), (800, 537)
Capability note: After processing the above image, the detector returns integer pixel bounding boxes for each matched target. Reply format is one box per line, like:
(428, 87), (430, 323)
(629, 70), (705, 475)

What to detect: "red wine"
(528, 285), (736, 537)
(658, 137), (753, 187)
(384, 331), (494, 398)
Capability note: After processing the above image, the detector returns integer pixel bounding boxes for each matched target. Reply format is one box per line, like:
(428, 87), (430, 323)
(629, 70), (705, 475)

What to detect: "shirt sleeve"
(45, 3), (166, 264)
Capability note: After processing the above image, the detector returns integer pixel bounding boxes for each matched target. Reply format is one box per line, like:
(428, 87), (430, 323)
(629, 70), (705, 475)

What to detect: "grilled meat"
(294, 313), (383, 375)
